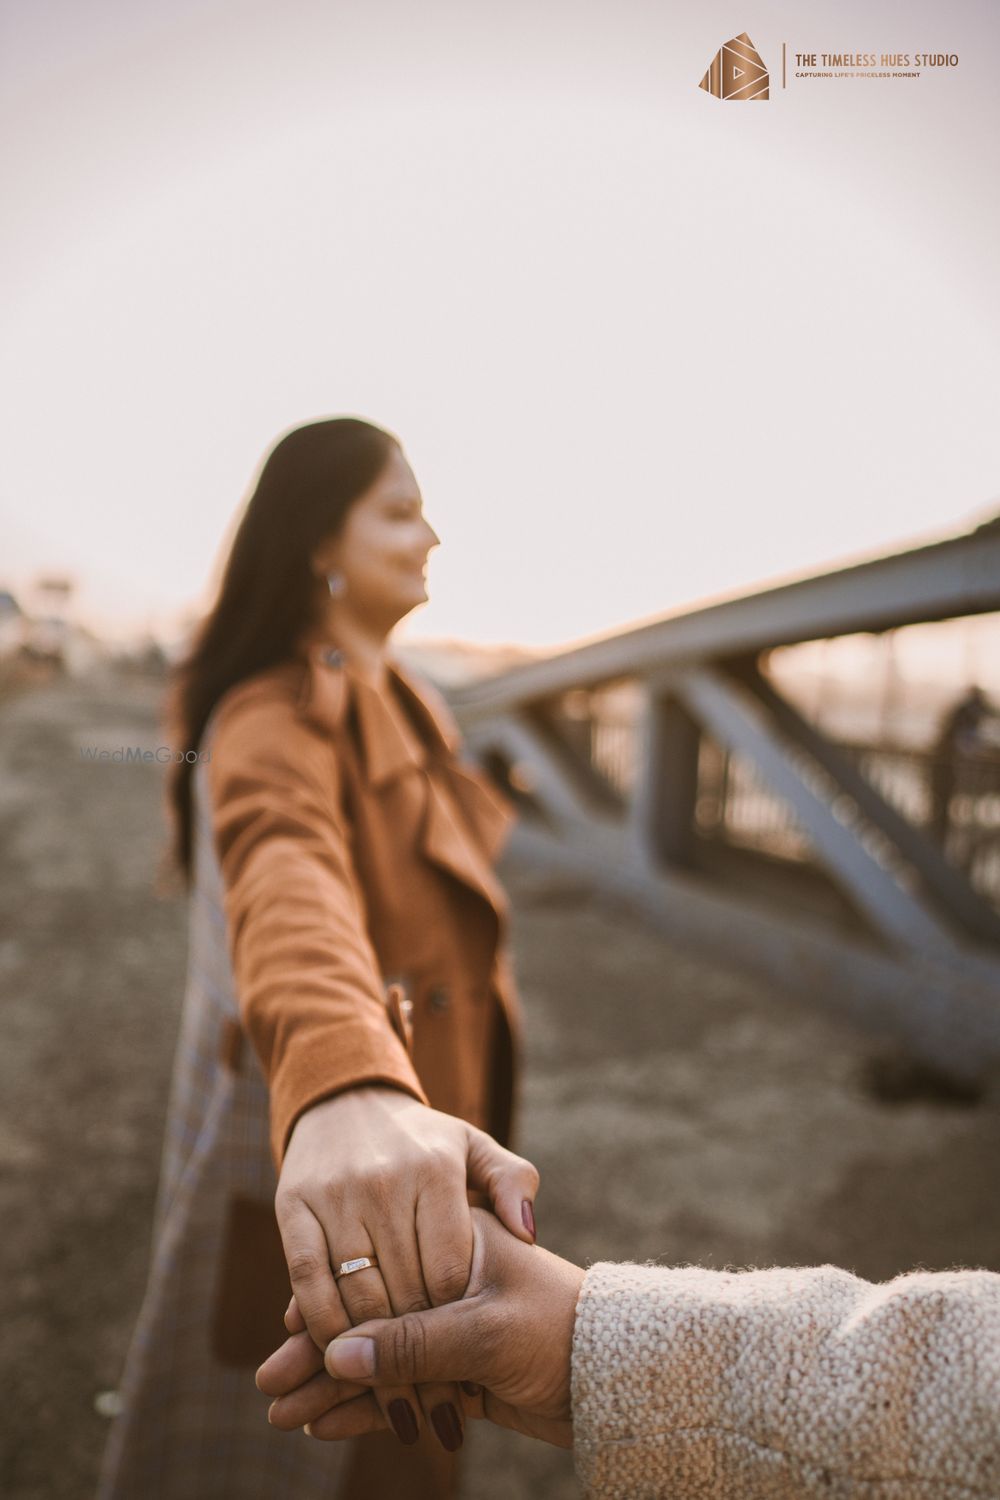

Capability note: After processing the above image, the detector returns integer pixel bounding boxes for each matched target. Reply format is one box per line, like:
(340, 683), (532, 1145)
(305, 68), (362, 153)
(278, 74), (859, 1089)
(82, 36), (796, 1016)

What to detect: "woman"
(98, 417), (540, 1499)
(260, 1209), (1000, 1499)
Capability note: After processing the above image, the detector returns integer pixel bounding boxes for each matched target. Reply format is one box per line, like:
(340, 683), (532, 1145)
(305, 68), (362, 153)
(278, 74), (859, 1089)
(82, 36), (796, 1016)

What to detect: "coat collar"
(292, 641), (515, 919)
(294, 642), (461, 789)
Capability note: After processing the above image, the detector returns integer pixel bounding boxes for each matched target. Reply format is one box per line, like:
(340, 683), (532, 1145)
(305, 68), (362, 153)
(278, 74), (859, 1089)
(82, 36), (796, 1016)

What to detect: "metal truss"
(450, 523), (1000, 1079)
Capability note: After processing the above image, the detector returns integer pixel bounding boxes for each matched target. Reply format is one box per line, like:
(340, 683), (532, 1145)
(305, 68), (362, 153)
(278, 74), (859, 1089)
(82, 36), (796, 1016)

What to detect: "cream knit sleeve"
(570, 1259), (1000, 1499)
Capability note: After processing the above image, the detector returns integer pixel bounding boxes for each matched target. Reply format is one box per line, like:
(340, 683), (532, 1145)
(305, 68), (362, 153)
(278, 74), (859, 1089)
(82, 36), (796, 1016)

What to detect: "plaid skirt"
(96, 759), (458, 1498)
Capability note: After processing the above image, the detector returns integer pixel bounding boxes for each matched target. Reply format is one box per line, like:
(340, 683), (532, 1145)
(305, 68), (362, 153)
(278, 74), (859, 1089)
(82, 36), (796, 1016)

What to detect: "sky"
(2, 0), (998, 651)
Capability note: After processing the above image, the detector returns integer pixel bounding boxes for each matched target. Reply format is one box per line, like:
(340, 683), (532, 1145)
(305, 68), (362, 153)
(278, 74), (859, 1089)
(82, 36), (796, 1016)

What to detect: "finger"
(305, 1391), (386, 1443)
(257, 1330), (325, 1398)
(277, 1202), (349, 1350)
(379, 1192), (468, 1452)
(334, 1246), (423, 1448)
(415, 1178), (474, 1307)
(325, 1299), (487, 1389)
(458, 1381), (485, 1423)
(284, 1295), (306, 1334)
(464, 1127), (540, 1245)
(267, 1369), (368, 1432)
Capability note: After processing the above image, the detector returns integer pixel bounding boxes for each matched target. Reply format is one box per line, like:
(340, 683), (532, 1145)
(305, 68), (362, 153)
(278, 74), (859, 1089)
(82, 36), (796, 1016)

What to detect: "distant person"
(929, 686), (995, 851)
(260, 1208), (1000, 1499)
(98, 417), (539, 1499)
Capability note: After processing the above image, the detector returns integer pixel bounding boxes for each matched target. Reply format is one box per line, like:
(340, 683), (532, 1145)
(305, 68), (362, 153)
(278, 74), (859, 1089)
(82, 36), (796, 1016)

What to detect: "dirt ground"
(4, 668), (1000, 1500)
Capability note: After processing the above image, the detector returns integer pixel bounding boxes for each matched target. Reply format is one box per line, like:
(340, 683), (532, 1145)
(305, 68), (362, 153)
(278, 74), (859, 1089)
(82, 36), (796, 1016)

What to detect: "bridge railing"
(446, 522), (1000, 1079)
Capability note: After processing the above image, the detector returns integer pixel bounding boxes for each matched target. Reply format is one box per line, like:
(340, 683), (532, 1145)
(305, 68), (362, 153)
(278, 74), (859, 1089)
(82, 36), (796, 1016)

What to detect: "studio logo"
(699, 32), (769, 100)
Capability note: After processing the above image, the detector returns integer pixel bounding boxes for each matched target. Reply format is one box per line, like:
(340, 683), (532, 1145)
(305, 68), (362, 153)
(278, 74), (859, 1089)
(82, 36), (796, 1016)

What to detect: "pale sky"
(2, 0), (998, 648)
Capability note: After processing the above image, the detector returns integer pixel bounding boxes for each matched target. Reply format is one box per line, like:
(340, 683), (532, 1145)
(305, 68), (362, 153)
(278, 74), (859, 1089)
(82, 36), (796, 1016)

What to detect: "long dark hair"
(161, 416), (400, 886)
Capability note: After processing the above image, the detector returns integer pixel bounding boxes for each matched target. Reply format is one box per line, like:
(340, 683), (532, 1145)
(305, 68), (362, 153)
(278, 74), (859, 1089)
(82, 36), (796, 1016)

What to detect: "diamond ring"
(334, 1255), (380, 1280)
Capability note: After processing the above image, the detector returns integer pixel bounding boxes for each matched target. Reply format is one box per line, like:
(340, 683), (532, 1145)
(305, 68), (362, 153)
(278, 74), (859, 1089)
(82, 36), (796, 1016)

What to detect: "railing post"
(630, 686), (701, 870)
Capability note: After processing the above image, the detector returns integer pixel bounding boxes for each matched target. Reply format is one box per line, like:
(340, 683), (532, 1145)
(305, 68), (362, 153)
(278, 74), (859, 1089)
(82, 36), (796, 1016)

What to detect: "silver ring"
(334, 1255), (380, 1281)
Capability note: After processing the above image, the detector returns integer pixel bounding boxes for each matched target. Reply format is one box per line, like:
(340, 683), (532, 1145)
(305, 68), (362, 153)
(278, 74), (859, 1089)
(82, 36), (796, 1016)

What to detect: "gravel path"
(4, 668), (1000, 1499)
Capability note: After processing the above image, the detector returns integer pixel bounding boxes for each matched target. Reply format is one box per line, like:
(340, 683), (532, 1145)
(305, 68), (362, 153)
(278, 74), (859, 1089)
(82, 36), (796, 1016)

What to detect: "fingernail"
(460, 1381), (481, 1397)
(431, 1402), (464, 1452)
(304, 1422), (313, 1437)
(326, 1336), (376, 1379)
(522, 1199), (536, 1241)
(388, 1398), (419, 1445)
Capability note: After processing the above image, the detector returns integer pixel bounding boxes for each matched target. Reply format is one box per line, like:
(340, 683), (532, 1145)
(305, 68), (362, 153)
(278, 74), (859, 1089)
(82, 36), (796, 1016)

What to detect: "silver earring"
(325, 571), (346, 598)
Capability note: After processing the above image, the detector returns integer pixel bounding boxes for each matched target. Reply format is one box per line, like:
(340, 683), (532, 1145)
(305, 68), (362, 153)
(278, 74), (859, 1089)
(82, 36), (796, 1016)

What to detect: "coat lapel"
(419, 770), (511, 924)
(439, 759), (517, 865)
(294, 644), (516, 924)
(389, 657), (515, 925)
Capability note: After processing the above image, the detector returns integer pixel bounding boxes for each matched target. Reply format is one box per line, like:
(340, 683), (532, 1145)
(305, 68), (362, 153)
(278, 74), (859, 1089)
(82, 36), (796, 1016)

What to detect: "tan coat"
(206, 637), (522, 1208)
(99, 642), (513, 1500)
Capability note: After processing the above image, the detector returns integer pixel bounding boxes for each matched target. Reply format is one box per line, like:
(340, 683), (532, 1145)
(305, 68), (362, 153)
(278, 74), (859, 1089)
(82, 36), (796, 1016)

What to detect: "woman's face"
(316, 446), (440, 626)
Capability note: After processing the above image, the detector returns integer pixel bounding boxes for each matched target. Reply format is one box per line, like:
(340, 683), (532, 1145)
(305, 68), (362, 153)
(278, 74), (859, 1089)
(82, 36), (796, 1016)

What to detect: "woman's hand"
(273, 1086), (540, 1450)
(258, 1208), (584, 1449)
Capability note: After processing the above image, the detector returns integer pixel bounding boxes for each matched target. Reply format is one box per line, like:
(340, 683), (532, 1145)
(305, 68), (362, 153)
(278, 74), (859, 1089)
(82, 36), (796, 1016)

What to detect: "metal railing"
(449, 522), (1000, 1076)
(546, 682), (1000, 910)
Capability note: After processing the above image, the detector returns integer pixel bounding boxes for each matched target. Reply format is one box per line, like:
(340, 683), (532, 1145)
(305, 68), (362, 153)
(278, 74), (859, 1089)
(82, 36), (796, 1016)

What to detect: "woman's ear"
(309, 543), (337, 581)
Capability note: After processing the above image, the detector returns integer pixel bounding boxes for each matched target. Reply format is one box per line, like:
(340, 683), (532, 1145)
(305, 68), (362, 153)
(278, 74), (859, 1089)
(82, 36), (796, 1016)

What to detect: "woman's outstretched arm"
(208, 679), (538, 1451)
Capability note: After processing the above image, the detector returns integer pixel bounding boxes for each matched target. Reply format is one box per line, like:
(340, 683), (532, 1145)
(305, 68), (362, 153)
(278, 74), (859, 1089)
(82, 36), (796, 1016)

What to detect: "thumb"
(465, 1126), (540, 1244)
(325, 1301), (481, 1387)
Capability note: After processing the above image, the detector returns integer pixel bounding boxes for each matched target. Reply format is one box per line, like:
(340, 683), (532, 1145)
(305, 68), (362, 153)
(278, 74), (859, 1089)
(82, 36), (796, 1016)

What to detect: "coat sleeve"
(205, 681), (429, 1169)
(571, 1259), (1000, 1499)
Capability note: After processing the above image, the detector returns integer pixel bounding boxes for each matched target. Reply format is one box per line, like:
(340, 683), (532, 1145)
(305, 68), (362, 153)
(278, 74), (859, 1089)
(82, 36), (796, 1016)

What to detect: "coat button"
(427, 985), (450, 1014)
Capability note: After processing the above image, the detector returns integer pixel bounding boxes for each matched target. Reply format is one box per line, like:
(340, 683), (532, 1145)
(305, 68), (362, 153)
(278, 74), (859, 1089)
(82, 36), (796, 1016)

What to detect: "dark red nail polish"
(388, 1398), (419, 1445)
(522, 1199), (536, 1241)
(431, 1402), (464, 1452)
(460, 1381), (481, 1398)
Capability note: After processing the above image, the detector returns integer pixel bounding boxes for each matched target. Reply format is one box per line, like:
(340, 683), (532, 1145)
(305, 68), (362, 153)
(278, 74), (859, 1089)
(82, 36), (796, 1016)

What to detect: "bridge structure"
(447, 522), (1000, 1080)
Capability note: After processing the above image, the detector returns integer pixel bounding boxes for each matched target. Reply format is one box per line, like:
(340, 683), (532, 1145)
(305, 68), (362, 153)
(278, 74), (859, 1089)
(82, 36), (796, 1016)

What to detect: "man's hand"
(258, 1209), (583, 1449)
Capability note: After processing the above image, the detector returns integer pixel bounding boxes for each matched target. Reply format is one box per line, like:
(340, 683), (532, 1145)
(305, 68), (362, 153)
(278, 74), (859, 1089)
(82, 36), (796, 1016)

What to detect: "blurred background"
(3, 0), (999, 1495)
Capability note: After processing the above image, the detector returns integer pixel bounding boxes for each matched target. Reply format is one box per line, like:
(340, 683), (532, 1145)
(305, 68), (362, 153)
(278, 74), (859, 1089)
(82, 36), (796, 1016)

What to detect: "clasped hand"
(259, 1208), (584, 1449)
(269, 1086), (547, 1451)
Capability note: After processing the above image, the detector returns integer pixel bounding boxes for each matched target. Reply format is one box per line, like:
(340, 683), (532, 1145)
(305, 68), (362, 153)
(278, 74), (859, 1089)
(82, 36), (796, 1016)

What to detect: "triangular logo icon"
(699, 32), (769, 100)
